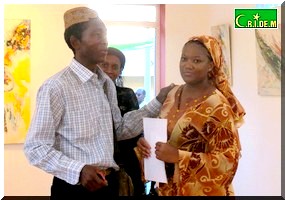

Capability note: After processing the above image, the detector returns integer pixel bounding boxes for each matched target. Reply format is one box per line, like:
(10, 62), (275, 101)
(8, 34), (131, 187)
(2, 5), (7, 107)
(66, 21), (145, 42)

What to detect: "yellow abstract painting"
(4, 19), (31, 144)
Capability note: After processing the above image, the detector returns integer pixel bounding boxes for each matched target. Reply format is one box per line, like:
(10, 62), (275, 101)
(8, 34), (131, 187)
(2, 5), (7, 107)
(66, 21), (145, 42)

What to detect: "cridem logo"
(235, 9), (277, 28)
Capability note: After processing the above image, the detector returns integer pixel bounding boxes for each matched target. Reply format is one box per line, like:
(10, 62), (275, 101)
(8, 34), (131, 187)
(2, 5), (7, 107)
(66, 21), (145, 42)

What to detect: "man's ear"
(70, 35), (80, 50)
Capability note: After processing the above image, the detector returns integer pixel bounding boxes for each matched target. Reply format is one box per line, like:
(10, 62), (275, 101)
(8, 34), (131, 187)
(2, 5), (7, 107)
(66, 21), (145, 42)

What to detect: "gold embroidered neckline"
(177, 85), (215, 111)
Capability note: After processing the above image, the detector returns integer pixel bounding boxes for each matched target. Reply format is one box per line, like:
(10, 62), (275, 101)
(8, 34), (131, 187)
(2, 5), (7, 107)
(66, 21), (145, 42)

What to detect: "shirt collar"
(69, 58), (112, 88)
(96, 65), (110, 82)
(69, 58), (94, 83)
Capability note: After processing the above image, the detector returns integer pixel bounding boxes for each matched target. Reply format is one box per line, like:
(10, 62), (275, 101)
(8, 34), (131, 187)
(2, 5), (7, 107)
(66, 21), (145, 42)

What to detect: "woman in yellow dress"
(137, 35), (245, 196)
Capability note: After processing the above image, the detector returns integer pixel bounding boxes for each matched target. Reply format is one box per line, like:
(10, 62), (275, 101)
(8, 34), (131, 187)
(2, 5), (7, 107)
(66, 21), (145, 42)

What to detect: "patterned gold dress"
(157, 85), (241, 196)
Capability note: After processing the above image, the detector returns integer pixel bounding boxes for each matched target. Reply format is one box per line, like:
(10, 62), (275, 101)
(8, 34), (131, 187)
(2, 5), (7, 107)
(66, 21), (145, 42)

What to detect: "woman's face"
(179, 42), (213, 86)
(100, 54), (121, 81)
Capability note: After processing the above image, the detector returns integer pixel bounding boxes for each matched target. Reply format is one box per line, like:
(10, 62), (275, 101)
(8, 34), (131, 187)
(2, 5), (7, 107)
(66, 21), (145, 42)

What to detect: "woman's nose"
(184, 62), (194, 69)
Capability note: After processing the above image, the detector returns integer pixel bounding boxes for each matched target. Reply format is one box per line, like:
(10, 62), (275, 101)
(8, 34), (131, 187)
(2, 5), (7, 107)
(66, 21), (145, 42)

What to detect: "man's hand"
(79, 165), (108, 192)
(156, 83), (175, 104)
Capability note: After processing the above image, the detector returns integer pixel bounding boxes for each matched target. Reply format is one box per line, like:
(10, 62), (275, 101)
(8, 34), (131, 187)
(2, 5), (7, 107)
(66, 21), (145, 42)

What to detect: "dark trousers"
(50, 170), (118, 199)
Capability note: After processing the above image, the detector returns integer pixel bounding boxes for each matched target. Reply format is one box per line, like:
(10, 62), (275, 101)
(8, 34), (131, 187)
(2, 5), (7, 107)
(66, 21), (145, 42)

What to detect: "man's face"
(74, 19), (108, 67)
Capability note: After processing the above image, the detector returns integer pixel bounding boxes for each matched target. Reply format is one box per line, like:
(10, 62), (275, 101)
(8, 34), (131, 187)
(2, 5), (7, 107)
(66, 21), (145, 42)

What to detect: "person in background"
(100, 47), (145, 195)
(23, 7), (174, 199)
(135, 88), (146, 108)
(136, 35), (245, 196)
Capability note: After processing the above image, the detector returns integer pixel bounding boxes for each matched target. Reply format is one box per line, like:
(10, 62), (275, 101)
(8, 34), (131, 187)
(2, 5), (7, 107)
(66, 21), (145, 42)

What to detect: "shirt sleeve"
(105, 78), (162, 140)
(23, 81), (85, 185)
(115, 98), (162, 141)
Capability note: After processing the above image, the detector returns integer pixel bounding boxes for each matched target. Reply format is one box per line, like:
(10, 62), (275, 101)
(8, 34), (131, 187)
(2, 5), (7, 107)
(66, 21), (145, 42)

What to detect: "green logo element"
(235, 9), (277, 28)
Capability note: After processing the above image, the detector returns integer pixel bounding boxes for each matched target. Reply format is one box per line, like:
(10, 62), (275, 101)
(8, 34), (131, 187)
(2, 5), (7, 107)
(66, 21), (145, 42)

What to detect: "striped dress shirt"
(24, 58), (161, 185)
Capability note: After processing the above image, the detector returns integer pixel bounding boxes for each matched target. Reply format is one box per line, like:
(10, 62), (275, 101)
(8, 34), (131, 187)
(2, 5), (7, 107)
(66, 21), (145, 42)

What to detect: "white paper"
(143, 118), (168, 183)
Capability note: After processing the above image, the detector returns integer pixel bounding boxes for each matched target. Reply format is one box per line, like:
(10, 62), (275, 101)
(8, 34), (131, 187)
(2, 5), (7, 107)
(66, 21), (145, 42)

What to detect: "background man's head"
(135, 88), (146, 105)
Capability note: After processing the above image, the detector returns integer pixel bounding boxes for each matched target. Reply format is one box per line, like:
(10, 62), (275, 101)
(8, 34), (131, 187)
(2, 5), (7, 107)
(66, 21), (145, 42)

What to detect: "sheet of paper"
(143, 118), (167, 183)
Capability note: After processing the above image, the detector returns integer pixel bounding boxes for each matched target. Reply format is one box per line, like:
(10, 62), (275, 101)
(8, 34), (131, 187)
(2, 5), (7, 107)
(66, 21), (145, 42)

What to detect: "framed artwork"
(4, 19), (31, 144)
(211, 24), (232, 85)
(255, 27), (281, 96)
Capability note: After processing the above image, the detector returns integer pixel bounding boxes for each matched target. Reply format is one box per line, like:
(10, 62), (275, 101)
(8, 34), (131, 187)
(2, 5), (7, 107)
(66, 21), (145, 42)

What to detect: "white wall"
(4, 4), (281, 196)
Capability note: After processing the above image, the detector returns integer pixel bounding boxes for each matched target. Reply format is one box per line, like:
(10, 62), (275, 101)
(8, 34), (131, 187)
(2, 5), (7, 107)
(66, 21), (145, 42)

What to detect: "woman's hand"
(155, 142), (179, 163)
(137, 137), (151, 158)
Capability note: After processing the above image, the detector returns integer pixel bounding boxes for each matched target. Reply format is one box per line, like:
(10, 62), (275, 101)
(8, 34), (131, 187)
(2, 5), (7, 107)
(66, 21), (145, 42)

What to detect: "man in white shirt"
(24, 6), (174, 199)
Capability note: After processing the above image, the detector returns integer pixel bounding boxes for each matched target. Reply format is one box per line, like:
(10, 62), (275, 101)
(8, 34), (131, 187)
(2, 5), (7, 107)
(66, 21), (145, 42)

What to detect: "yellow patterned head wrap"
(188, 35), (245, 127)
